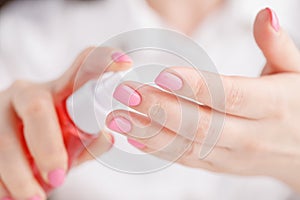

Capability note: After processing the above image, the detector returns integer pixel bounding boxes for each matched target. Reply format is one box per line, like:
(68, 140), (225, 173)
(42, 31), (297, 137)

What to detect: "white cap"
(66, 72), (123, 135)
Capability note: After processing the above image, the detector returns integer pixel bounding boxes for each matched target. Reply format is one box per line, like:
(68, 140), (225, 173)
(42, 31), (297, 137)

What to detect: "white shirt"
(0, 0), (299, 199)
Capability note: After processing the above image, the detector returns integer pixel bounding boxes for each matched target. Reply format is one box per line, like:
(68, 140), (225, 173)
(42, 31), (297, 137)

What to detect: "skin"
(0, 0), (218, 198)
(1, 0), (299, 199)
(107, 9), (300, 193)
(0, 47), (131, 199)
(146, 0), (223, 35)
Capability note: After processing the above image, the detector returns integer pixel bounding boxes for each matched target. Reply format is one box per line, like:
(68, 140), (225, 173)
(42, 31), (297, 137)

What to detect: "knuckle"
(194, 77), (206, 100)
(11, 80), (30, 89)
(148, 101), (164, 119)
(148, 96), (169, 122)
(225, 79), (245, 112)
(22, 92), (52, 116)
(197, 110), (212, 138)
(241, 136), (264, 152)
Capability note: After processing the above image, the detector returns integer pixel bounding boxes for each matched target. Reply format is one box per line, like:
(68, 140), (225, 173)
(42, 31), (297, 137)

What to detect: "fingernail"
(266, 8), (280, 32)
(48, 169), (65, 188)
(113, 85), (141, 106)
(108, 117), (132, 133)
(155, 71), (183, 91)
(28, 195), (41, 200)
(111, 52), (132, 63)
(128, 138), (146, 149)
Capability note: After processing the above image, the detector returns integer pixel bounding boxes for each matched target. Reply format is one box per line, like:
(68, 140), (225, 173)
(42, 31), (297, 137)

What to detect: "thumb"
(51, 46), (132, 100)
(254, 8), (300, 74)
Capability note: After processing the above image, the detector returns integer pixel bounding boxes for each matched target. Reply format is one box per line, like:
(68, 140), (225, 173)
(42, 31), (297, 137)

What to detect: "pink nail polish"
(111, 52), (132, 63)
(266, 8), (280, 32)
(48, 169), (65, 188)
(155, 71), (183, 91)
(108, 117), (132, 133)
(128, 138), (145, 149)
(113, 85), (141, 106)
(28, 195), (41, 200)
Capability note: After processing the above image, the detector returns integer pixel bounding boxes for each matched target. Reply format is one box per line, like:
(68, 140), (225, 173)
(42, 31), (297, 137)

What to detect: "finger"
(52, 47), (133, 100)
(154, 67), (280, 119)
(112, 80), (263, 146)
(113, 81), (204, 140)
(106, 109), (267, 175)
(177, 143), (261, 176)
(254, 8), (300, 74)
(106, 110), (225, 172)
(109, 110), (184, 152)
(0, 180), (11, 200)
(106, 109), (233, 151)
(12, 87), (68, 188)
(134, 144), (216, 172)
(74, 132), (114, 166)
(0, 129), (45, 199)
(132, 143), (216, 172)
(107, 109), (200, 163)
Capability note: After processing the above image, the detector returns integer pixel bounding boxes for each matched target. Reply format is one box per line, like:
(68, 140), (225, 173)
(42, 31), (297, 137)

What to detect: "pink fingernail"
(108, 117), (132, 133)
(266, 8), (280, 32)
(128, 138), (145, 149)
(155, 71), (183, 91)
(111, 52), (132, 63)
(48, 169), (65, 188)
(113, 85), (141, 106)
(28, 195), (41, 200)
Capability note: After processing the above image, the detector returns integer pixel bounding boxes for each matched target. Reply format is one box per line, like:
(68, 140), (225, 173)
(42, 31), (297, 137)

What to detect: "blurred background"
(0, 0), (299, 199)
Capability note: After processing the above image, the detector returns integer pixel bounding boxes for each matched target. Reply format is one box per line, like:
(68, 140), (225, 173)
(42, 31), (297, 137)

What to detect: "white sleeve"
(0, 57), (13, 91)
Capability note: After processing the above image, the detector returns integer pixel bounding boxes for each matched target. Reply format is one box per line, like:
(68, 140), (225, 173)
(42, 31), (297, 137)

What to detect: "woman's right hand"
(0, 47), (132, 200)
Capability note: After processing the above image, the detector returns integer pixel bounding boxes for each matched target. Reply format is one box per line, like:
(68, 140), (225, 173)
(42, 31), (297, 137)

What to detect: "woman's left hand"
(106, 8), (300, 192)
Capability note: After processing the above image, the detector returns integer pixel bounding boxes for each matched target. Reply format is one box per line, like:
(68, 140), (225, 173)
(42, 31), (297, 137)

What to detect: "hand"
(106, 8), (300, 192)
(0, 47), (131, 200)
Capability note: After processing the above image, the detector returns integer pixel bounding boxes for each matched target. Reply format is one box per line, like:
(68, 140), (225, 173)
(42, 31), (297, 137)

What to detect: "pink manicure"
(28, 195), (41, 200)
(155, 71), (183, 91)
(111, 52), (132, 63)
(108, 117), (132, 133)
(113, 85), (141, 106)
(266, 8), (280, 32)
(128, 138), (145, 149)
(48, 169), (65, 188)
